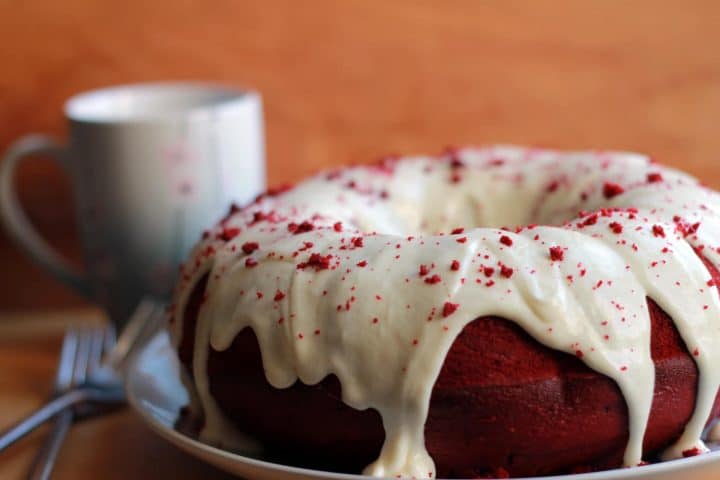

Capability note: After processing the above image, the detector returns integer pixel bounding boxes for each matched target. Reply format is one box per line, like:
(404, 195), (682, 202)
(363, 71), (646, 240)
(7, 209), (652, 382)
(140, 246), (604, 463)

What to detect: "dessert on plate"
(169, 146), (720, 478)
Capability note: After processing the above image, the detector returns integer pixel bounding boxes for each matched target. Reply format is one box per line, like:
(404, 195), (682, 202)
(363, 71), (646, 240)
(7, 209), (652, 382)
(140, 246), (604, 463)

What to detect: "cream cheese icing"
(169, 146), (720, 478)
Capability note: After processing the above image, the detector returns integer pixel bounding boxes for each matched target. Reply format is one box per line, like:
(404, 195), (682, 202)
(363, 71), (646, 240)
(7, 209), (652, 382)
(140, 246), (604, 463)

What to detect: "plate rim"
(125, 331), (720, 480)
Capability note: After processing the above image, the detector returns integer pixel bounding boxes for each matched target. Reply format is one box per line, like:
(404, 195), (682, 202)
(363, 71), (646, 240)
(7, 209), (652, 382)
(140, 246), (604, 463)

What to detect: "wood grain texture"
(1, 0), (720, 310)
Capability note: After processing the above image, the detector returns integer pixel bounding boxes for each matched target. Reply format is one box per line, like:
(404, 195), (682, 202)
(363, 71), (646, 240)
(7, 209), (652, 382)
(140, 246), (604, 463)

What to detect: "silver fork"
(26, 324), (109, 480)
(0, 299), (164, 454)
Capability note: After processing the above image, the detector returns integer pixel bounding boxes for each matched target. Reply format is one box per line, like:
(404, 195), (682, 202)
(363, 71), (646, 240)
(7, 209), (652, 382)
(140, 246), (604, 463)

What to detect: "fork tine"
(71, 326), (93, 385)
(87, 323), (106, 375)
(55, 329), (79, 391)
(102, 323), (117, 361)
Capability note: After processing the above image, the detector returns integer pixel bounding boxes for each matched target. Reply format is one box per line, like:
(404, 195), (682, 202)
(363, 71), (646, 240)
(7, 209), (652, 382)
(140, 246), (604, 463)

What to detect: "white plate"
(126, 331), (720, 480)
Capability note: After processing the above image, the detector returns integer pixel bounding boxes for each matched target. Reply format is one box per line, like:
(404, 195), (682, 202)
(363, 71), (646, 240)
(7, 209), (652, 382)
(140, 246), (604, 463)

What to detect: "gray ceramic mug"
(0, 83), (265, 328)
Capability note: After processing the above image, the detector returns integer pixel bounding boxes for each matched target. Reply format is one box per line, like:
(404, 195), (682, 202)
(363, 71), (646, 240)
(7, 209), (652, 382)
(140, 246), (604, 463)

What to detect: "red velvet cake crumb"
(220, 227), (241, 241)
(425, 274), (442, 285)
(603, 182), (625, 199)
(652, 225), (665, 238)
(682, 447), (702, 458)
(549, 246), (564, 261)
(242, 241), (259, 254)
(442, 302), (459, 317)
(647, 172), (663, 183)
(609, 222), (623, 234)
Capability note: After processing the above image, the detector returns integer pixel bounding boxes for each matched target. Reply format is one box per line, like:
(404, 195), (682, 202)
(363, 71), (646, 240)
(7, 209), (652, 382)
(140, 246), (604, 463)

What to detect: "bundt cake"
(169, 146), (720, 478)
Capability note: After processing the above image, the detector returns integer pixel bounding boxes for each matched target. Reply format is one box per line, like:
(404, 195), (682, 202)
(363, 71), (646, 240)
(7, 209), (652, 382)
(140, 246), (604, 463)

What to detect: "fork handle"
(0, 389), (84, 453)
(27, 410), (73, 480)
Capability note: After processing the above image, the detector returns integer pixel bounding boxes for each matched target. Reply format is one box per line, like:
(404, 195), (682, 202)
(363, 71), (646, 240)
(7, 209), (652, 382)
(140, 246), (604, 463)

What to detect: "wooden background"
(2, 0), (720, 311)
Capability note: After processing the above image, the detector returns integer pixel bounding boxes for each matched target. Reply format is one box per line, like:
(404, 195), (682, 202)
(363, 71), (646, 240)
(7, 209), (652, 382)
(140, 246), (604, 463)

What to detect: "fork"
(26, 323), (110, 480)
(0, 299), (164, 454)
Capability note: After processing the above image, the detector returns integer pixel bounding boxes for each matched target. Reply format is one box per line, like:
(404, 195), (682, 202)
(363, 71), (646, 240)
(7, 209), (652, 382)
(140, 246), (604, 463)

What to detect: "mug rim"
(65, 82), (258, 124)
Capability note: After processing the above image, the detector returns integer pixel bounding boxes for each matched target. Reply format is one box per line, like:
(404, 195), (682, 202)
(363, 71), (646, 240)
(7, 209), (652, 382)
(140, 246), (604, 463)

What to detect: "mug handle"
(0, 134), (91, 298)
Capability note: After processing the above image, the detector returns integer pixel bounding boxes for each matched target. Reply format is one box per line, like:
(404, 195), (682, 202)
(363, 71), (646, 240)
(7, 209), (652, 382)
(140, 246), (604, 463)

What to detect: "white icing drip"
(170, 146), (720, 477)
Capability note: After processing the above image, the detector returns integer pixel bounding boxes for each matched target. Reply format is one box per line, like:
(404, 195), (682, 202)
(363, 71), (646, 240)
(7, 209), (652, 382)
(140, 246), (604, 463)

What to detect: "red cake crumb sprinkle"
(609, 222), (623, 234)
(456, 236), (468, 243)
(652, 224), (665, 238)
(451, 227), (465, 234)
(450, 260), (461, 271)
(288, 220), (315, 234)
(647, 172), (663, 183)
(245, 258), (258, 268)
(273, 290), (285, 301)
(499, 235), (513, 246)
(242, 241), (259, 254)
(333, 221), (343, 232)
(693, 348), (700, 356)
(356, 260), (367, 267)
(352, 237), (364, 248)
(442, 302), (459, 317)
(674, 217), (701, 237)
(424, 274), (442, 284)
(575, 350), (584, 358)
(372, 317), (379, 324)
(220, 227), (241, 241)
(500, 265), (514, 278)
(682, 447), (702, 457)
(297, 253), (333, 271)
(603, 182), (625, 199)
(446, 147), (464, 168)
(250, 210), (280, 225)
(549, 246), (565, 261)
(483, 266), (495, 277)
(227, 203), (241, 215)
(419, 264), (430, 276)
(582, 214), (598, 226)
(256, 291), (263, 299)
(298, 241), (314, 252)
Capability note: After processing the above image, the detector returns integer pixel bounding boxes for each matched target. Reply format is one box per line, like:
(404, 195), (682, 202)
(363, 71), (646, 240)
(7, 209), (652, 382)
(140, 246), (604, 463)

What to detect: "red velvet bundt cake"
(169, 146), (720, 478)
